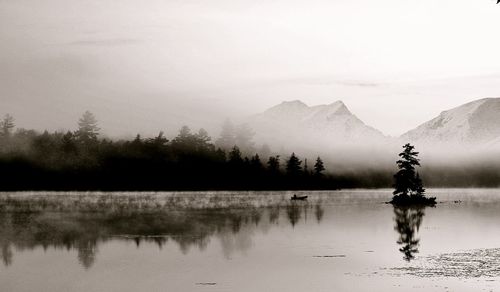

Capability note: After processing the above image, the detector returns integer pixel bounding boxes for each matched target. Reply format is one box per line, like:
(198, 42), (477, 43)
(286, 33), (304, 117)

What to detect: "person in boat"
(291, 194), (307, 200)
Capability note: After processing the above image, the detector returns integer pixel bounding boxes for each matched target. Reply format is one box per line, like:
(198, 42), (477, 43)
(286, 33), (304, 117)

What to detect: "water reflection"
(286, 203), (302, 227)
(77, 241), (98, 269)
(0, 194), (431, 271)
(315, 203), (324, 223)
(393, 206), (426, 262)
(285, 202), (318, 227)
(0, 201), (323, 269)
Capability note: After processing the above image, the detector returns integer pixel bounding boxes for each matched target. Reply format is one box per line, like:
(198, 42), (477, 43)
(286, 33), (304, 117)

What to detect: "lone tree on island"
(391, 143), (435, 205)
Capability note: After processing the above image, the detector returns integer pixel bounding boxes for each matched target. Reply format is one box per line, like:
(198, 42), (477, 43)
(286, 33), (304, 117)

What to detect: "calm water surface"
(1, 189), (500, 291)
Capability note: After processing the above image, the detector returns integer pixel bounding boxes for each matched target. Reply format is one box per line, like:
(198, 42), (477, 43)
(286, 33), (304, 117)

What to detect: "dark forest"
(0, 112), (343, 191)
(2, 111), (500, 191)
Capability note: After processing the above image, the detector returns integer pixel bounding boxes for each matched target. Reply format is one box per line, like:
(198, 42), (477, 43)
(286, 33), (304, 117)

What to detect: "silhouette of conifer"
(286, 153), (302, 176)
(314, 156), (325, 176)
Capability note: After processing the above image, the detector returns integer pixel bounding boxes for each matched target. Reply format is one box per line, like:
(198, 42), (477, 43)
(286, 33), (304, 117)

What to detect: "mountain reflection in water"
(0, 200), (324, 269)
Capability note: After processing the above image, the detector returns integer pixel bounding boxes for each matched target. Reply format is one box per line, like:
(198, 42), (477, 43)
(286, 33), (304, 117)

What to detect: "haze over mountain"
(247, 97), (500, 158)
(402, 98), (500, 147)
(248, 100), (389, 154)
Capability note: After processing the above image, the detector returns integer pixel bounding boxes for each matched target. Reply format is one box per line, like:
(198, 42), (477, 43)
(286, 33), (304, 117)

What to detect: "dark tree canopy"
(228, 146), (244, 166)
(393, 143), (425, 197)
(267, 155), (281, 174)
(0, 112), (341, 191)
(147, 131), (169, 147)
(61, 131), (77, 154)
(286, 153), (302, 176)
(303, 158), (309, 176)
(314, 156), (325, 176)
(250, 154), (263, 171)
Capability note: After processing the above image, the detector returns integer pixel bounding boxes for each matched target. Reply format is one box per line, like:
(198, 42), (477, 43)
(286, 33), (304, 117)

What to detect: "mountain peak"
(263, 100), (309, 117)
(403, 97), (500, 144)
(278, 100), (308, 107)
(328, 100), (350, 114)
(330, 100), (345, 106)
(252, 99), (386, 144)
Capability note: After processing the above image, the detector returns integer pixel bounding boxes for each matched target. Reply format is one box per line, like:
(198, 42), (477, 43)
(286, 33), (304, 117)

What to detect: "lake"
(1, 189), (500, 291)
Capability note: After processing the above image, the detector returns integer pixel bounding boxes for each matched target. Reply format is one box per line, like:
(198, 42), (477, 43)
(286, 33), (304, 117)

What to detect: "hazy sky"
(1, 0), (500, 136)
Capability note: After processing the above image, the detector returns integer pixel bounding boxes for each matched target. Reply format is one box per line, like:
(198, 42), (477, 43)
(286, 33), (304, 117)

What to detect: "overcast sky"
(1, 0), (500, 136)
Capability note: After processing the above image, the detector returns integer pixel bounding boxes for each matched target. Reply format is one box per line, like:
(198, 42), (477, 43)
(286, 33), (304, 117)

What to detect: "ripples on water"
(393, 248), (500, 278)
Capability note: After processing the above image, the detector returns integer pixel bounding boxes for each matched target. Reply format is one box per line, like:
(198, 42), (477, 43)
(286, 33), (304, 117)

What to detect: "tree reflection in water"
(286, 203), (301, 227)
(314, 203), (324, 223)
(286, 201), (314, 227)
(393, 206), (426, 262)
(0, 201), (325, 269)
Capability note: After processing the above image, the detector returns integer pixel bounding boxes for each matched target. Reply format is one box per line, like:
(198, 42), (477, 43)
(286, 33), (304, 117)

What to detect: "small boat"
(291, 194), (308, 201)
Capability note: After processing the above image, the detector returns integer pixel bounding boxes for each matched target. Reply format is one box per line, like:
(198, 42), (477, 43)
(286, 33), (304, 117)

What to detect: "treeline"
(0, 112), (339, 191)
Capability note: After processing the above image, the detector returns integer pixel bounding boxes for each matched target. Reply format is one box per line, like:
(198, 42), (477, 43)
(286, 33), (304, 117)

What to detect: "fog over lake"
(2, 0), (500, 291)
(2, 190), (500, 292)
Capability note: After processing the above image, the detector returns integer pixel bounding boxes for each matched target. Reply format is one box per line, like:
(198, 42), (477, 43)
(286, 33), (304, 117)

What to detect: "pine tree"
(177, 125), (192, 140)
(393, 143), (425, 197)
(147, 131), (169, 147)
(195, 128), (214, 152)
(314, 156), (325, 176)
(228, 146), (244, 166)
(286, 153), (302, 176)
(172, 126), (194, 151)
(75, 111), (100, 145)
(414, 172), (425, 195)
(267, 155), (281, 174)
(0, 114), (15, 139)
(215, 148), (226, 162)
(250, 154), (263, 171)
(196, 128), (211, 144)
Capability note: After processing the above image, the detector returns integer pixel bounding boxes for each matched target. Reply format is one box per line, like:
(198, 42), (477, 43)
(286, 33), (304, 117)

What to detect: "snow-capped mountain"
(249, 100), (387, 148)
(402, 98), (500, 145)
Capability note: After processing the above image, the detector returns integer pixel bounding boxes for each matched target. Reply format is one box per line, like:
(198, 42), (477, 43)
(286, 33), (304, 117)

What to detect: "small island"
(390, 143), (436, 206)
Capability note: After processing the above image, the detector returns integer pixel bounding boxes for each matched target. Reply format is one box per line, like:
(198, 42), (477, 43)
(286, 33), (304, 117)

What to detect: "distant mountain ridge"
(249, 100), (387, 148)
(250, 97), (500, 150)
(402, 97), (500, 145)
